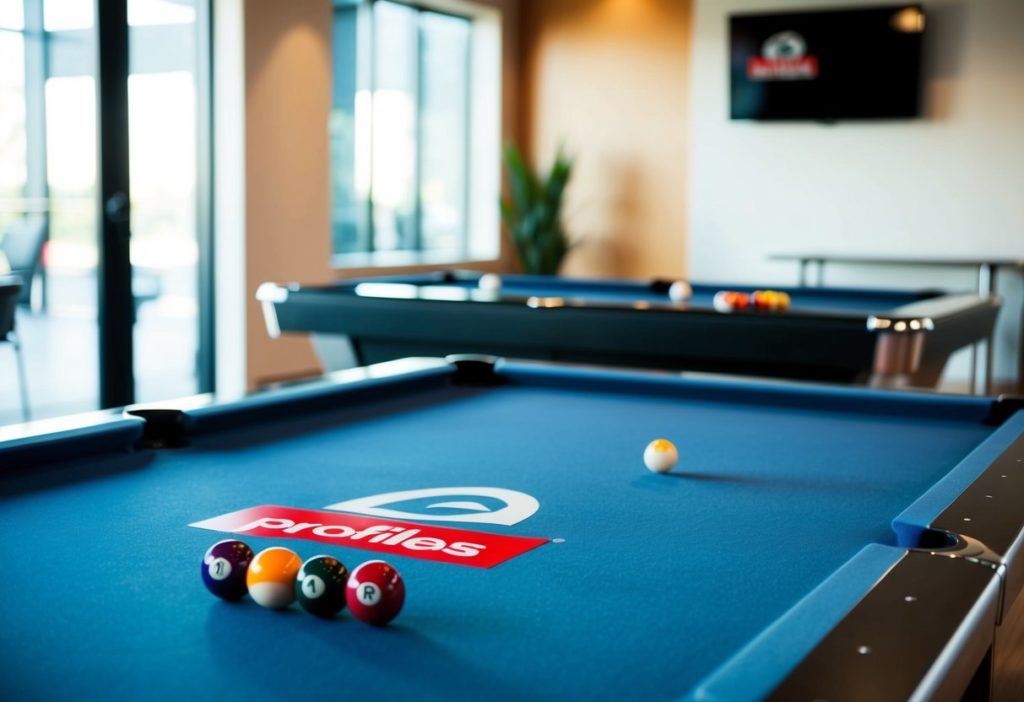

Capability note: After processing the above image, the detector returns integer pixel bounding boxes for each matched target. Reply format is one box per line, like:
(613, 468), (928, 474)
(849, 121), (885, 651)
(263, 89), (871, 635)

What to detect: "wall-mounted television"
(730, 4), (925, 121)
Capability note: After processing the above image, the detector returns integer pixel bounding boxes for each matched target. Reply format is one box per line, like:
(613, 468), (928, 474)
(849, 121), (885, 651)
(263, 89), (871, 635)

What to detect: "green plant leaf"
(499, 144), (573, 275)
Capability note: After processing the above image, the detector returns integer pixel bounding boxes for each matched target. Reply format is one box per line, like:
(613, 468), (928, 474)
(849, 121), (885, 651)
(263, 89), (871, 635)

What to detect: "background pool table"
(1, 357), (1023, 700)
(258, 272), (1000, 388)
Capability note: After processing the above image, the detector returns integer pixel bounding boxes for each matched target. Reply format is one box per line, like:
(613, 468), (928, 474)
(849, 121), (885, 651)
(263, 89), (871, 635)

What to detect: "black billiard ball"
(296, 555), (349, 618)
(201, 539), (254, 601)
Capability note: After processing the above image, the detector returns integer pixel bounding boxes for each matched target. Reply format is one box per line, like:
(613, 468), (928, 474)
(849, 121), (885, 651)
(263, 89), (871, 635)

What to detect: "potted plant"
(499, 145), (573, 275)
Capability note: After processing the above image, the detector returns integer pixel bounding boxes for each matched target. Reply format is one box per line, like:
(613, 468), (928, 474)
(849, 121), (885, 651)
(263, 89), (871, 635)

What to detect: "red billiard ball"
(201, 539), (254, 601)
(346, 560), (405, 626)
(713, 290), (751, 312)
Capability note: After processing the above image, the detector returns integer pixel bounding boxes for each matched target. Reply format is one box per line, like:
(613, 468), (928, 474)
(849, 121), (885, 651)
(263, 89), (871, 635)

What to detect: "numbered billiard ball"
(247, 547), (303, 609)
(201, 539), (254, 601)
(296, 555), (349, 618)
(644, 438), (678, 474)
(346, 560), (405, 626)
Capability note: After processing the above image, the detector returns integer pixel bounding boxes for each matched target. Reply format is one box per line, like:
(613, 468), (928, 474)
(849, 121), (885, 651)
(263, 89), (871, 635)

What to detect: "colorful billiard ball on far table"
(296, 555), (349, 618)
(346, 560), (406, 626)
(712, 290), (751, 313)
(644, 438), (678, 473)
(247, 547), (303, 609)
(201, 539), (254, 601)
(752, 289), (792, 311)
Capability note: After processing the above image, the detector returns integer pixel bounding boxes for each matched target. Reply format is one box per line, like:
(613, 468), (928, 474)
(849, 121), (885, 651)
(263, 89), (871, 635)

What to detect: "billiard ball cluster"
(713, 289), (791, 313)
(200, 540), (405, 626)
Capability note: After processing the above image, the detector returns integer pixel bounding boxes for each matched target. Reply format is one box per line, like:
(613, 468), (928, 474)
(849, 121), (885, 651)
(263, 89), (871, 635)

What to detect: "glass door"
(128, 0), (209, 403)
(0, 0), (210, 425)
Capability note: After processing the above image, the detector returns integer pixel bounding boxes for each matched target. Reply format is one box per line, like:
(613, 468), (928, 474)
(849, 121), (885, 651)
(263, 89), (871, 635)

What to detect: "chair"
(1, 214), (48, 308)
(0, 275), (29, 421)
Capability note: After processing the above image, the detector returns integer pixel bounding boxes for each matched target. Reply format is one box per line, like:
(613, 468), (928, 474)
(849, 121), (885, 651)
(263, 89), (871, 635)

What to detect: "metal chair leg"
(12, 334), (29, 421)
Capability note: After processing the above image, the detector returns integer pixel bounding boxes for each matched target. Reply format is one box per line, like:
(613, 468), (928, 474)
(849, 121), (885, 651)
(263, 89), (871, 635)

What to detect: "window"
(0, 0), (210, 425)
(0, 6), (27, 227)
(330, 0), (501, 266)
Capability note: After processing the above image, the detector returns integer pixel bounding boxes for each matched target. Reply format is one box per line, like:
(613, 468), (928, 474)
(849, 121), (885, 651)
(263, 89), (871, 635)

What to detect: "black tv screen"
(730, 4), (925, 121)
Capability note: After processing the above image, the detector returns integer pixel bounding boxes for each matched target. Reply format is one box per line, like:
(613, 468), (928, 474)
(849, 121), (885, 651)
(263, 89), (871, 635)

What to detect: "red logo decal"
(190, 505), (548, 569)
(747, 56), (819, 80)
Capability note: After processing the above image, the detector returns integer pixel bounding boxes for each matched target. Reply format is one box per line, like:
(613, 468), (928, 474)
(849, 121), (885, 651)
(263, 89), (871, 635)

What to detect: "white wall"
(688, 0), (1024, 386)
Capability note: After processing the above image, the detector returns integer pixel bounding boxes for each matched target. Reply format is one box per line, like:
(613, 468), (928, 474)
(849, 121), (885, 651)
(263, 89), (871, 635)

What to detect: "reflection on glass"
(45, 75), (99, 316)
(128, 0), (195, 26)
(0, 28), (26, 221)
(330, 1), (473, 260)
(372, 0), (416, 253)
(420, 11), (469, 254)
(330, 5), (363, 254)
(38, 70), (100, 417)
(129, 0), (199, 402)
(0, 1), (24, 31)
(43, 0), (93, 31)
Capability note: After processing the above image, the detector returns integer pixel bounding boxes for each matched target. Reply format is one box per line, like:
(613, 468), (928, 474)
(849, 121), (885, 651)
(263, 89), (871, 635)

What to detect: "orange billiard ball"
(247, 547), (303, 609)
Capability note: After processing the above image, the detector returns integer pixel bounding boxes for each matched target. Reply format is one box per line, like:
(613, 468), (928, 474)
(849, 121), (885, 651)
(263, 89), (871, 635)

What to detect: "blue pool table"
(1, 357), (1023, 701)
(258, 272), (1000, 387)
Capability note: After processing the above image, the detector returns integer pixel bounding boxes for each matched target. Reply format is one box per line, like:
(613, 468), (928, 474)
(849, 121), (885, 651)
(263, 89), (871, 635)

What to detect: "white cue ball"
(478, 273), (503, 291)
(712, 291), (734, 313)
(668, 281), (693, 302)
(644, 439), (679, 474)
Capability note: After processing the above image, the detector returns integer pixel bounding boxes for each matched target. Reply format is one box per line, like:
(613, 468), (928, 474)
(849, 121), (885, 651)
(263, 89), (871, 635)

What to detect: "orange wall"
(520, 0), (691, 279)
(245, 0), (334, 387)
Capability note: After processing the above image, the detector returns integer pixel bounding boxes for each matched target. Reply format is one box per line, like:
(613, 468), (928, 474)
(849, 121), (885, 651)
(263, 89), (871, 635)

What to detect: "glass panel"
(0, 1), (24, 30)
(129, 0), (199, 402)
(330, 5), (364, 255)
(41, 72), (100, 416)
(43, 0), (93, 31)
(0, 21), (27, 424)
(0, 0), (103, 425)
(328, 1), (478, 262)
(0, 28), (27, 218)
(371, 0), (417, 253)
(128, 0), (195, 26)
(419, 11), (469, 255)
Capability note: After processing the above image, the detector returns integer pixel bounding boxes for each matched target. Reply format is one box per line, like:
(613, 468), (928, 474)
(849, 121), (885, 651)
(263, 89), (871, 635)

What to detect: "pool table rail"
(868, 293), (1001, 386)
(694, 545), (1002, 702)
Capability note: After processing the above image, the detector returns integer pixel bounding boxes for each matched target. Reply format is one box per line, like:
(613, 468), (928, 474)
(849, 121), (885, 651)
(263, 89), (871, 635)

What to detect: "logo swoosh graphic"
(325, 487), (540, 526)
(427, 501), (492, 512)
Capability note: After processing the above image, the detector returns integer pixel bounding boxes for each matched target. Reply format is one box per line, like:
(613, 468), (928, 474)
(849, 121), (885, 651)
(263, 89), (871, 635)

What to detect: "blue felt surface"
(0, 368), (1003, 700)
(349, 273), (926, 315)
